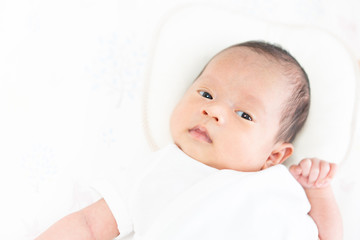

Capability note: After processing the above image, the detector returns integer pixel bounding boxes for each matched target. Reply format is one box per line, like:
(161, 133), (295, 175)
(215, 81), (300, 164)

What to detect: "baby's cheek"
(169, 111), (180, 138)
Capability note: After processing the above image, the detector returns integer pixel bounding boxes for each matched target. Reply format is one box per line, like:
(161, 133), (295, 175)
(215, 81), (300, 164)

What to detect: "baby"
(36, 41), (342, 239)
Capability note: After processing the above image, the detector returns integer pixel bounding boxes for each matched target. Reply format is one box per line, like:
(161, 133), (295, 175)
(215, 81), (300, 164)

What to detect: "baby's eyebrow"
(242, 94), (266, 115)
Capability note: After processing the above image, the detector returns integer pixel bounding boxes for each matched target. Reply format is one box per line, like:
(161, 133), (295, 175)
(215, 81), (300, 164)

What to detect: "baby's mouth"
(188, 126), (213, 143)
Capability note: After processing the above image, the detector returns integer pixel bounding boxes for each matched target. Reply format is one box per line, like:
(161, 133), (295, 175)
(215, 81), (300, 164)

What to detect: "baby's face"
(170, 47), (292, 171)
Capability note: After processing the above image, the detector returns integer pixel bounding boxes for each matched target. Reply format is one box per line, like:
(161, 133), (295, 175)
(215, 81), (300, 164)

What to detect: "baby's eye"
(199, 91), (213, 100)
(236, 111), (252, 121)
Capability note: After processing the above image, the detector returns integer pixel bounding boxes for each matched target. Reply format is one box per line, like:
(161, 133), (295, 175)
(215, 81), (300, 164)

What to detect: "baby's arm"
(35, 198), (119, 240)
(289, 159), (343, 240)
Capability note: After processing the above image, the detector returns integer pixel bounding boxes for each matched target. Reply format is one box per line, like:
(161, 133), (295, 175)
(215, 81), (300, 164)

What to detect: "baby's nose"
(201, 104), (226, 124)
(202, 109), (219, 122)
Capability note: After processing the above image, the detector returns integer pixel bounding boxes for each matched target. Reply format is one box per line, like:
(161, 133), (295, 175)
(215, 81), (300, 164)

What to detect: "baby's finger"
(315, 160), (331, 186)
(308, 159), (320, 184)
(299, 159), (312, 177)
(327, 163), (338, 180)
(289, 165), (302, 178)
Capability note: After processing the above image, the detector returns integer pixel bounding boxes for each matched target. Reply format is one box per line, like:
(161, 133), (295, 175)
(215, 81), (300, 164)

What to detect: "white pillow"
(143, 5), (359, 165)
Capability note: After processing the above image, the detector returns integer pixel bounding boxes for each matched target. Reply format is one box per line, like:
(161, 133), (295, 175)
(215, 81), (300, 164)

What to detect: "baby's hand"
(289, 158), (337, 189)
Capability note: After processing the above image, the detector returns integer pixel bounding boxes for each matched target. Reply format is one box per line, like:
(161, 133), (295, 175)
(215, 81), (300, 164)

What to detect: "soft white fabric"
(93, 144), (318, 240)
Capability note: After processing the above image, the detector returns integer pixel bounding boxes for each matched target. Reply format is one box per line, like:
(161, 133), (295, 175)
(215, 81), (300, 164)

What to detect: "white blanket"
(138, 165), (318, 240)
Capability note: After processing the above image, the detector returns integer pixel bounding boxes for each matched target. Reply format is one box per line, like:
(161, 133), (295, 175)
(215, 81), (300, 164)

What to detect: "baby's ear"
(263, 143), (294, 169)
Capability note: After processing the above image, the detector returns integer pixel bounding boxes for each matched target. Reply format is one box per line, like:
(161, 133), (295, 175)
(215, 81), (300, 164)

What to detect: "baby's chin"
(173, 141), (183, 151)
(177, 144), (223, 170)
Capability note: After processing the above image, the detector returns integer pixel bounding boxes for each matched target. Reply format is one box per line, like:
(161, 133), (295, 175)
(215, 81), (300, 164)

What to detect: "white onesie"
(93, 144), (318, 240)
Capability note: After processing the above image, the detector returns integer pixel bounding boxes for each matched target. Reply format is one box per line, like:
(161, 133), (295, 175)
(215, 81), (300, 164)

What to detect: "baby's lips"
(189, 126), (213, 143)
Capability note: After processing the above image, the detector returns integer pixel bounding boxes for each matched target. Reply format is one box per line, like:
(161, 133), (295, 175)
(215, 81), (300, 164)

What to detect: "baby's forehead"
(216, 46), (276, 65)
(202, 46), (296, 97)
(216, 46), (299, 82)
(206, 48), (277, 76)
(207, 46), (285, 77)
